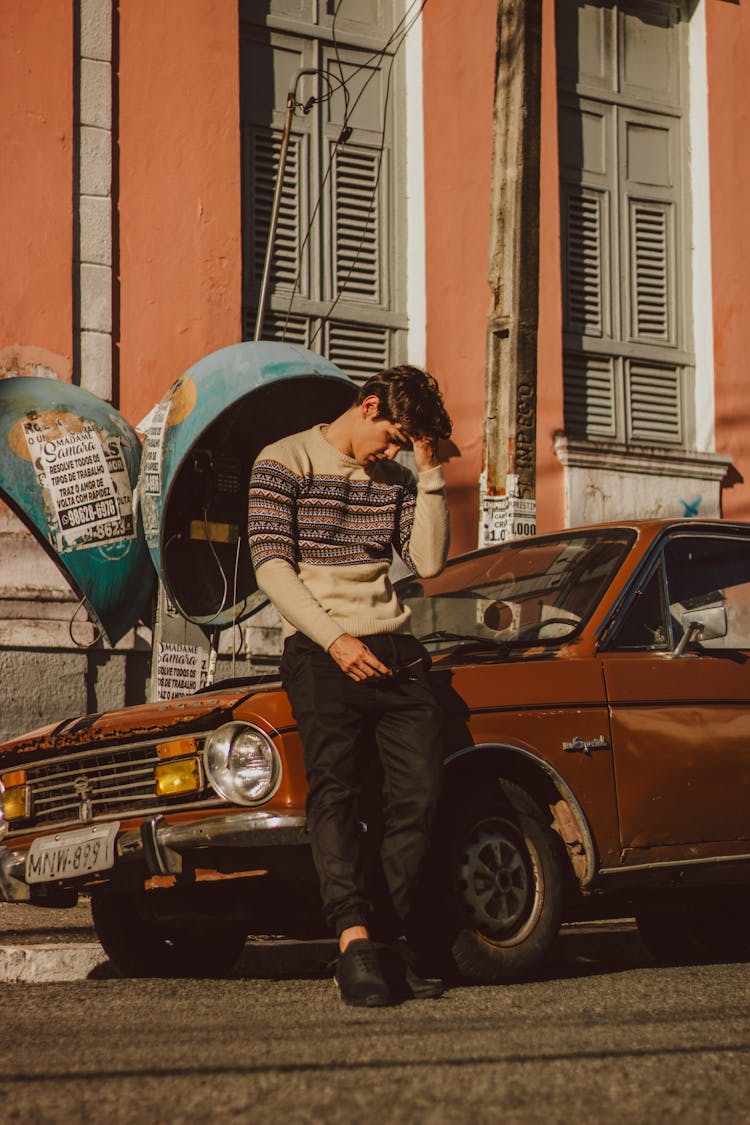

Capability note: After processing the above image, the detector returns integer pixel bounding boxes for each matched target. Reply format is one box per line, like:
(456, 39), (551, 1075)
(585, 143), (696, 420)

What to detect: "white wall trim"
(78, 0), (114, 401)
(688, 1), (715, 453)
(404, 10), (426, 367)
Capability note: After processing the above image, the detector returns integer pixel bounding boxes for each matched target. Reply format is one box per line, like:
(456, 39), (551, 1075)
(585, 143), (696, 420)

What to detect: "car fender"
(443, 741), (596, 888)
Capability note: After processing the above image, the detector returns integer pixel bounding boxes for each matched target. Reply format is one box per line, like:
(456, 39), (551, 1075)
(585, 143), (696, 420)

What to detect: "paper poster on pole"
(480, 494), (536, 547)
(156, 642), (208, 701)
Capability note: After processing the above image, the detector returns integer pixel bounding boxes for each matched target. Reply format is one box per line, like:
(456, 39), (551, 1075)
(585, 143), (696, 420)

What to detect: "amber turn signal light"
(2, 785), (30, 821)
(156, 737), (199, 760)
(154, 758), (202, 797)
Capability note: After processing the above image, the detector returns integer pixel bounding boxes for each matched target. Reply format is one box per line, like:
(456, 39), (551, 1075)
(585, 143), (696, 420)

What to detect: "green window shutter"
(240, 3), (406, 379)
(626, 361), (682, 444)
(630, 200), (671, 343)
(331, 146), (382, 304)
(243, 308), (309, 348)
(563, 187), (607, 337)
(326, 322), (390, 382)
(557, 0), (690, 450)
(249, 127), (305, 296)
(564, 352), (617, 440)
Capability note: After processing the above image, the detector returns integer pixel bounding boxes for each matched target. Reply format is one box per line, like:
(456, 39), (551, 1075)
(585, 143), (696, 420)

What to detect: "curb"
(0, 938), (337, 984)
(0, 925), (649, 984)
(0, 942), (108, 983)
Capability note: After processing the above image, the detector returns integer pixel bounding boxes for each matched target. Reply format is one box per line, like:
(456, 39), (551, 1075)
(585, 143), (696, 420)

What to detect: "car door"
(600, 527), (750, 859)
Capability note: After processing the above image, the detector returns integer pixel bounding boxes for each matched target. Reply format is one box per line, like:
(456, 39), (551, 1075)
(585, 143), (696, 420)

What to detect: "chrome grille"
(17, 735), (219, 831)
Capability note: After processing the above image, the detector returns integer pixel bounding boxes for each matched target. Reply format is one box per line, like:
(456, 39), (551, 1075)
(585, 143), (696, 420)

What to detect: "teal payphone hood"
(0, 343), (356, 640)
(138, 342), (356, 628)
(0, 375), (154, 644)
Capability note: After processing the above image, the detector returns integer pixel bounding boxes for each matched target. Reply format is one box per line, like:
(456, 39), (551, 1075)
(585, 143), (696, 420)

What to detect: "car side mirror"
(673, 604), (727, 656)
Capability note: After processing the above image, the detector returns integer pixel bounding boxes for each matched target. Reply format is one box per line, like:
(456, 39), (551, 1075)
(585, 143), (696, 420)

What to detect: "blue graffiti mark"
(680, 496), (702, 517)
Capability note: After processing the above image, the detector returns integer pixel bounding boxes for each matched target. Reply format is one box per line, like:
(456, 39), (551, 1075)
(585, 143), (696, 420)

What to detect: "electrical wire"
(68, 593), (103, 648)
(328, 0), (428, 100)
(162, 521), (228, 627)
(202, 508), (230, 624)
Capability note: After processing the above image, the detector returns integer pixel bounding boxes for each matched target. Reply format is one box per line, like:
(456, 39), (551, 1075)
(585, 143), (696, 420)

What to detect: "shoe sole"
(405, 985), (445, 1000)
(334, 977), (395, 1007)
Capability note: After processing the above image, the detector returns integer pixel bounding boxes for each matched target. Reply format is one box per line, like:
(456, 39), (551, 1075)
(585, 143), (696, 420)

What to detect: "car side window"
(609, 562), (669, 650)
(664, 535), (750, 651)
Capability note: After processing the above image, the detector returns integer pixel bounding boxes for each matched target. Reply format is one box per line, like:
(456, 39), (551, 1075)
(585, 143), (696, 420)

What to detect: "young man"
(248, 365), (452, 1006)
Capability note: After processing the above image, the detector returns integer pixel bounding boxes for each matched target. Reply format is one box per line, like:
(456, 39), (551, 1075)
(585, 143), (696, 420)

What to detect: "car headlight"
(203, 722), (280, 806)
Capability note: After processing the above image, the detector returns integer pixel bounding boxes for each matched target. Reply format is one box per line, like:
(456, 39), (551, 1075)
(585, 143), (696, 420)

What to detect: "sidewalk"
(0, 900), (651, 983)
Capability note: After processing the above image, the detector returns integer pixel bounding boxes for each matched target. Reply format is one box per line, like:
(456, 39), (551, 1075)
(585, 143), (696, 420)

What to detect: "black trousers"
(280, 631), (443, 939)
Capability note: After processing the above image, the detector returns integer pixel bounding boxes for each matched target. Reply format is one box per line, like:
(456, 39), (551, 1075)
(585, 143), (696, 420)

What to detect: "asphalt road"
(1, 904), (748, 1124)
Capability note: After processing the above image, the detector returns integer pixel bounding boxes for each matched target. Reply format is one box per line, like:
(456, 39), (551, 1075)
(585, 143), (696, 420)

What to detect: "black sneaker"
(335, 939), (395, 1007)
(382, 941), (445, 1000)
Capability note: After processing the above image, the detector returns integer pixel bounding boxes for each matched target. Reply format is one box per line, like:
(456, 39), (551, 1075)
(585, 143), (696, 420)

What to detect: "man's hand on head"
(411, 436), (440, 472)
(328, 634), (391, 682)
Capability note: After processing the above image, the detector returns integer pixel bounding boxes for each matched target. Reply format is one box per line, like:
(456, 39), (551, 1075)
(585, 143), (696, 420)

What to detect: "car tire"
(90, 889), (249, 978)
(636, 897), (750, 965)
(420, 780), (566, 983)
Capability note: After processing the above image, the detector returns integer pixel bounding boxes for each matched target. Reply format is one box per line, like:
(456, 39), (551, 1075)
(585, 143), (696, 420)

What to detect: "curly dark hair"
(355, 365), (452, 443)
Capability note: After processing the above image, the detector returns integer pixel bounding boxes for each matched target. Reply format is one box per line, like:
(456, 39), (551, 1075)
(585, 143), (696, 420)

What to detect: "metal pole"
(254, 68), (317, 342)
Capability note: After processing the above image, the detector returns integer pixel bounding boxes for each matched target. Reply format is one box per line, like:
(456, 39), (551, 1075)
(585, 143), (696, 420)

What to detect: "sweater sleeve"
(254, 557), (345, 652)
(248, 453), (345, 651)
(247, 456), (301, 570)
(397, 465), (450, 578)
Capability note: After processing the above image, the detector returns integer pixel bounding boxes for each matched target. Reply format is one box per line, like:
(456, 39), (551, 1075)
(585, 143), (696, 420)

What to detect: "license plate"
(25, 822), (119, 884)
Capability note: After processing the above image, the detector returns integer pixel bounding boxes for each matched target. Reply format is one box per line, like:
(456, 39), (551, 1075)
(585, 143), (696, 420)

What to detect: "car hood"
(0, 376), (155, 644)
(0, 678), (290, 765)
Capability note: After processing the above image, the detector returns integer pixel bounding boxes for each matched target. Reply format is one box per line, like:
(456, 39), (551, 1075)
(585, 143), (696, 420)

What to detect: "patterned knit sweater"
(247, 424), (450, 651)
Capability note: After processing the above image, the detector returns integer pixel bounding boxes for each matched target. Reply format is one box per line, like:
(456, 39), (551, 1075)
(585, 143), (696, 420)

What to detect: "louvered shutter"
(557, 1), (689, 449)
(326, 322), (390, 382)
(249, 127), (305, 295)
(563, 188), (606, 337)
(626, 361), (681, 443)
(331, 147), (382, 303)
(243, 307), (310, 348)
(240, 5), (405, 380)
(564, 353), (617, 440)
(630, 201), (671, 343)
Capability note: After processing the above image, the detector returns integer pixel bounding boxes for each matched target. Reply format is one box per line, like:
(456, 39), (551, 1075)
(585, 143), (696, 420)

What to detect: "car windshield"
(397, 528), (635, 651)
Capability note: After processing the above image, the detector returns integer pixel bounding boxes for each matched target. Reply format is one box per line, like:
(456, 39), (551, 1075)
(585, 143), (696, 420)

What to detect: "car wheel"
(428, 781), (566, 983)
(636, 897), (750, 965)
(90, 889), (249, 978)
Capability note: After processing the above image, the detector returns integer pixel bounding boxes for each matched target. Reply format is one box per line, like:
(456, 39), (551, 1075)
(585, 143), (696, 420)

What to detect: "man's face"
(352, 397), (412, 465)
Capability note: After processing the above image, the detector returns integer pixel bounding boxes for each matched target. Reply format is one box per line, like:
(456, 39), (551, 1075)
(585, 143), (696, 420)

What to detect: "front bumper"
(0, 809), (309, 903)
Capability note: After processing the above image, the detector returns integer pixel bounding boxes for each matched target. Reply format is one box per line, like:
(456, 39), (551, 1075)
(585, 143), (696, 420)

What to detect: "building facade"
(1, 0), (748, 736)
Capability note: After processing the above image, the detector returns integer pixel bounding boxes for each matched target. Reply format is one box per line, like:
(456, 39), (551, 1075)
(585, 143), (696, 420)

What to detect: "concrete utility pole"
(480, 0), (543, 546)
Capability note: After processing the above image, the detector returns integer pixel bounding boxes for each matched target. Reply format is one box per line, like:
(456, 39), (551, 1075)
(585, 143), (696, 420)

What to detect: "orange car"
(1, 518), (749, 979)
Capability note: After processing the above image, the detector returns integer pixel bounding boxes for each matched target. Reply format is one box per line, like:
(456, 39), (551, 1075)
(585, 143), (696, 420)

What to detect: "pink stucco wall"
(118, 0), (243, 426)
(706, 2), (750, 522)
(0, 0), (73, 383)
(535, 0), (565, 533)
(422, 1), (496, 555)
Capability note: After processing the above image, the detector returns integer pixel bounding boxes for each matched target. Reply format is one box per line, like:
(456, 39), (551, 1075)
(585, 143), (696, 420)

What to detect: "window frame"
(557, 0), (694, 449)
(239, 1), (408, 382)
